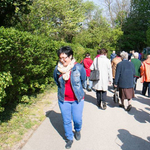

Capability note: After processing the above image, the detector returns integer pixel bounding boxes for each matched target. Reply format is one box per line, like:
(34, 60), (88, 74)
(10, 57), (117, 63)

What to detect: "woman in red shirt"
(53, 46), (86, 149)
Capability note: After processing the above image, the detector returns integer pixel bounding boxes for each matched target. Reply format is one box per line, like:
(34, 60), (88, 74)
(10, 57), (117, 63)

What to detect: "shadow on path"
(132, 95), (150, 106)
(46, 110), (66, 140)
(134, 89), (142, 95)
(84, 91), (118, 109)
(128, 107), (150, 123)
(85, 90), (150, 124)
(84, 92), (97, 106)
(117, 129), (150, 150)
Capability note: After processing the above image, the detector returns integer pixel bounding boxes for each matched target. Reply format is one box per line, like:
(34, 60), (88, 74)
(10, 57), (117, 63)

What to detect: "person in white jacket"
(90, 48), (112, 109)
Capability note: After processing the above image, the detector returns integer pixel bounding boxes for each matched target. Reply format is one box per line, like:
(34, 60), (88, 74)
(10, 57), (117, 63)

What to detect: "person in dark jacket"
(110, 50), (116, 62)
(53, 46), (86, 149)
(114, 51), (135, 112)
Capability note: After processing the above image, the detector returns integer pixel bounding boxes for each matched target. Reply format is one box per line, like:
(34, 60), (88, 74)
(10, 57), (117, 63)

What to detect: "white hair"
(120, 51), (128, 60)
(133, 52), (139, 58)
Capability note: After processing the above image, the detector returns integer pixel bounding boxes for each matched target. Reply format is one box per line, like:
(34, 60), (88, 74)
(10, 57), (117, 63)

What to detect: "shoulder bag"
(89, 58), (100, 81)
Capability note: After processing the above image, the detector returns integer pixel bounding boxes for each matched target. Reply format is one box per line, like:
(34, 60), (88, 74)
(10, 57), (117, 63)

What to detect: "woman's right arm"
(114, 64), (120, 86)
(53, 66), (59, 86)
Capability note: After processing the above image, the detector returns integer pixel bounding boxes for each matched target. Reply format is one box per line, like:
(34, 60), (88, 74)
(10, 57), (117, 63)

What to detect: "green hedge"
(0, 27), (62, 111)
(0, 27), (91, 112)
(0, 72), (12, 112)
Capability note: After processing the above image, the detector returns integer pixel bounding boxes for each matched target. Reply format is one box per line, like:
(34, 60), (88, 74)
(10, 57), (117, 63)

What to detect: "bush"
(0, 27), (90, 112)
(0, 27), (60, 109)
(0, 72), (12, 112)
(64, 43), (95, 62)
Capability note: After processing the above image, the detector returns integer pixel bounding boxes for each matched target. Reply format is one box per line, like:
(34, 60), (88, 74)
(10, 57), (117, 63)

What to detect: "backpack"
(138, 53), (142, 60)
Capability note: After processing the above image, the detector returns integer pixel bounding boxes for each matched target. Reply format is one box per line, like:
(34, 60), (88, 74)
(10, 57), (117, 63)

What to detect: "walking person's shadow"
(46, 110), (66, 140)
(84, 92), (97, 105)
(128, 107), (150, 123)
(84, 91), (117, 108)
(117, 129), (150, 150)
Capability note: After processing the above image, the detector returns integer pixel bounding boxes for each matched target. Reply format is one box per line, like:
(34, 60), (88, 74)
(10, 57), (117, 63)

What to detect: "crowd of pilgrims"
(82, 49), (150, 111)
(53, 46), (150, 149)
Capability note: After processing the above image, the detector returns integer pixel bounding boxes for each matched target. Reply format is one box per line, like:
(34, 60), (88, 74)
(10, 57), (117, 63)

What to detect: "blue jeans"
(142, 82), (150, 97)
(58, 100), (84, 140)
(84, 77), (92, 89)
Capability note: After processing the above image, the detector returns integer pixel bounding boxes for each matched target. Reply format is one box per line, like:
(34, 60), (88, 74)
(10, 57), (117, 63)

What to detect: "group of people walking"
(53, 46), (150, 149)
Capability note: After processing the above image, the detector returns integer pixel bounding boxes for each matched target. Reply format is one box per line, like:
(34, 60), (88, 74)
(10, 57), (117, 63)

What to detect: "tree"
(100, 0), (130, 28)
(146, 23), (150, 46)
(104, 0), (114, 26)
(16, 0), (86, 43)
(113, 0), (130, 27)
(119, 0), (150, 51)
(0, 0), (32, 27)
(73, 7), (123, 56)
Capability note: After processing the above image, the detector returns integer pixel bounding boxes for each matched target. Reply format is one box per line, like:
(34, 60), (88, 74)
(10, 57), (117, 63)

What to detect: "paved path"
(21, 80), (150, 150)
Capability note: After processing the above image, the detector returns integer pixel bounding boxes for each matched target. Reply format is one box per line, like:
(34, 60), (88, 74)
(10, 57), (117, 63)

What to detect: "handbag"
(89, 58), (100, 81)
(113, 87), (119, 103)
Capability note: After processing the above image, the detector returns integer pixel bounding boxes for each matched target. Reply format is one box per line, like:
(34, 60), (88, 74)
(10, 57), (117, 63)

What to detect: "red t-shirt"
(64, 76), (77, 101)
(81, 58), (93, 77)
(59, 63), (84, 101)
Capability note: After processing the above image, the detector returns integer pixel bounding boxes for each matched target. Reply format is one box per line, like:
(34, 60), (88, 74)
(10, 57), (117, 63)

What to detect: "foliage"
(68, 43), (86, 62)
(0, 27), (60, 110)
(73, 8), (123, 57)
(119, 0), (150, 51)
(114, 10), (128, 27)
(0, 27), (89, 112)
(0, 0), (32, 27)
(16, 0), (86, 43)
(0, 72), (12, 112)
(101, 0), (130, 28)
(146, 25), (150, 46)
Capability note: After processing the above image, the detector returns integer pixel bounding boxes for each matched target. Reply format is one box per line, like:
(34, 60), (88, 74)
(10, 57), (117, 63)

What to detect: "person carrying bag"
(90, 48), (112, 110)
(89, 57), (100, 81)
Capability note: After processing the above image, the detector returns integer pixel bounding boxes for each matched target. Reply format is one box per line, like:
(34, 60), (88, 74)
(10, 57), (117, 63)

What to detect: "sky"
(91, 0), (101, 5)
(84, 0), (101, 6)
(84, 0), (106, 11)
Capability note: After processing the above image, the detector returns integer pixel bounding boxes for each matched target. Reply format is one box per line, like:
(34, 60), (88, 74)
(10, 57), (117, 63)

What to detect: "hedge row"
(0, 27), (61, 111)
(0, 27), (92, 112)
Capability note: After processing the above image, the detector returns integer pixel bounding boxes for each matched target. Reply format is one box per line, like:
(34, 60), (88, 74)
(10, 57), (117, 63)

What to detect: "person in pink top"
(81, 53), (93, 91)
(95, 49), (101, 58)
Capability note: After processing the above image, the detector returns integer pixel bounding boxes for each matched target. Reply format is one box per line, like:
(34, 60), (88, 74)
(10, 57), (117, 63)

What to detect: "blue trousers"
(84, 76), (92, 89)
(58, 100), (84, 140)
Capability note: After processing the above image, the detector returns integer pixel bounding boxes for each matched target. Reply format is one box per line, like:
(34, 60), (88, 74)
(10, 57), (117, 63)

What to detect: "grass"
(0, 84), (57, 150)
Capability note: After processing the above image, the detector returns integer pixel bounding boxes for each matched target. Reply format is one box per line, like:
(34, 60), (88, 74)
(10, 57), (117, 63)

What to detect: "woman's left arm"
(80, 65), (86, 84)
(114, 63), (120, 86)
(53, 66), (59, 86)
